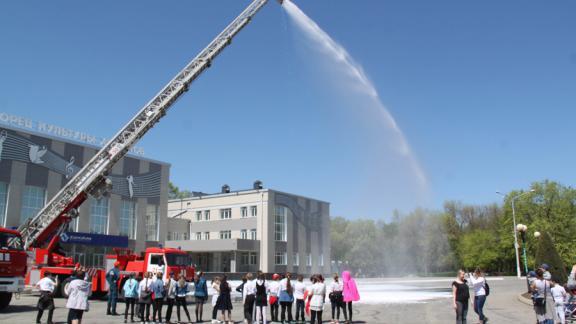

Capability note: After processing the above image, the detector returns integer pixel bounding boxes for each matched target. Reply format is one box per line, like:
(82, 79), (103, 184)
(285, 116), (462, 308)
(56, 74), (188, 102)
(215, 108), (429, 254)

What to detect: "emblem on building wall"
(28, 144), (48, 164)
(127, 175), (135, 198)
(65, 156), (76, 179)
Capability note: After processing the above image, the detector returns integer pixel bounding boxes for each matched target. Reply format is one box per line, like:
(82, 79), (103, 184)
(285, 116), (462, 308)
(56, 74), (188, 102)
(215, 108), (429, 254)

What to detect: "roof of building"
(168, 187), (329, 204)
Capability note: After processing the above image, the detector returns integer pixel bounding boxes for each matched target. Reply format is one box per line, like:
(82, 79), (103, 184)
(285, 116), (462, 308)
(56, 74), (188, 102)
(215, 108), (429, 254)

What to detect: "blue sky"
(1, 1), (575, 219)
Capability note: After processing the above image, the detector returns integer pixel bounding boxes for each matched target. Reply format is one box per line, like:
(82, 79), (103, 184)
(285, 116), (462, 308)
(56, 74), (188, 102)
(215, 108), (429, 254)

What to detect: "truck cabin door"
(147, 253), (166, 279)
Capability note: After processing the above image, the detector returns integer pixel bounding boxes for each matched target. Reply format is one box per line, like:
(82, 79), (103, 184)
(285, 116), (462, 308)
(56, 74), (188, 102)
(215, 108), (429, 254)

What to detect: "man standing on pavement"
(106, 261), (121, 315)
(35, 271), (56, 324)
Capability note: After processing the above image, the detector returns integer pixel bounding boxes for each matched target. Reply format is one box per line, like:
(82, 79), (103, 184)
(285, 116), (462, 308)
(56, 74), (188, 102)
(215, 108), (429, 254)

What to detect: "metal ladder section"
(18, 0), (270, 250)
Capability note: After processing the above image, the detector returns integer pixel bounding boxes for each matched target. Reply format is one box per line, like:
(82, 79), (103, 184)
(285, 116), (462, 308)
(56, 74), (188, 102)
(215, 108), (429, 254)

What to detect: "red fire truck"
(0, 0), (270, 310)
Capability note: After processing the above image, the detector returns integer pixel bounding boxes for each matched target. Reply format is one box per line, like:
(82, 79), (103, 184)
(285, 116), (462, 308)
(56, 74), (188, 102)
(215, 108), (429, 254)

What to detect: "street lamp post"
(496, 189), (535, 279)
(517, 224), (530, 292)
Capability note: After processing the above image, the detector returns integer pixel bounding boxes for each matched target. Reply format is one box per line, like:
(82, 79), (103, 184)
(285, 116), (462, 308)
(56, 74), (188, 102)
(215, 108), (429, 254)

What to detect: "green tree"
(168, 181), (193, 199)
(458, 229), (500, 271)
(535, 231), (568, 284)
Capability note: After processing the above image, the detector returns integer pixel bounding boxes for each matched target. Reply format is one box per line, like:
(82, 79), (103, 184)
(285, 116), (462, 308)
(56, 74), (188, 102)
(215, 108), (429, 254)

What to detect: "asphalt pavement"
(0, 277), (536, 323)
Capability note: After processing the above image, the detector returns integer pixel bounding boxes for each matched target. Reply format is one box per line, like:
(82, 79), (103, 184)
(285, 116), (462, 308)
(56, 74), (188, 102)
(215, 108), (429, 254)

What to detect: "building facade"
(0, 124), (170, 267)
(167, 184), (331, 275)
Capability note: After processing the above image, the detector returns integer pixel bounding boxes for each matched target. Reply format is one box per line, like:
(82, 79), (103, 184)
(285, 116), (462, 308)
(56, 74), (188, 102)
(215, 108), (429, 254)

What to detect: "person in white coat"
(65, 268), (92, 324)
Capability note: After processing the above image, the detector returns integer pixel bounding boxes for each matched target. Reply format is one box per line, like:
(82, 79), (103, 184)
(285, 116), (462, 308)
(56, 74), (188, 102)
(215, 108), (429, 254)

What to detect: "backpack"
(484, 280), (490, 296)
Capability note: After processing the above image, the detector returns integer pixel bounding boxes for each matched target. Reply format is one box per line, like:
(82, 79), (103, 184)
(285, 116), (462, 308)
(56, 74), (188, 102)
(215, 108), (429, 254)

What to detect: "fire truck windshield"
(0, 232), (24, 251)
(165, 253), (191, 266)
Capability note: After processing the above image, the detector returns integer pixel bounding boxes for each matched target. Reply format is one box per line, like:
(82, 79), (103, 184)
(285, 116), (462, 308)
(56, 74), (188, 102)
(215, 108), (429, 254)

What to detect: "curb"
(518, 293), (533, 306)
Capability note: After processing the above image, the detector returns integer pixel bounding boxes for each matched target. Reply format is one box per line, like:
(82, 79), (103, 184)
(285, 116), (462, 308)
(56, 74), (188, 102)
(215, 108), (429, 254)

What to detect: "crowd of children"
(33, 268), (360, 324)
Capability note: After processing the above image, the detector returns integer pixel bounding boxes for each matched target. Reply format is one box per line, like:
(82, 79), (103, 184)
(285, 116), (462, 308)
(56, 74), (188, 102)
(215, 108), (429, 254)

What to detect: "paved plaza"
(0, 277), (536, 323)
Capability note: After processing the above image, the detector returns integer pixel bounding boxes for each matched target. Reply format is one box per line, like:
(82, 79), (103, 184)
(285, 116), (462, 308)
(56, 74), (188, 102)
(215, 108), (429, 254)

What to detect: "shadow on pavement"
(2, 304), (37, 313)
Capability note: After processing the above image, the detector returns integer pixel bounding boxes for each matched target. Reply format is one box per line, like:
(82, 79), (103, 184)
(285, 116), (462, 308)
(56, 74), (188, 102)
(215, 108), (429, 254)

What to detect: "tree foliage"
(168, 181), (193, 199)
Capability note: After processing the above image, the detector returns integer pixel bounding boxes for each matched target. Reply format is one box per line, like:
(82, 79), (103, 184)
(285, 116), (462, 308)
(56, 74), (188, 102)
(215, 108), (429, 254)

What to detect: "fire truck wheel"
(0, 292), (12, 311)
(60, 280), (71, 298)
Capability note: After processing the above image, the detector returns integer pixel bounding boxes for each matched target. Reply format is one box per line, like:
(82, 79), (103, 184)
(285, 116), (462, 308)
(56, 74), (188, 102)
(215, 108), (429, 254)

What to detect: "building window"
(250, 229), (257, 240)
(119, 200), (136, 239)
(20, 185), (46, 225)
(293, 253), (299, 266)
(196, 211), (202, 221)
(220, 208), (231, 219)
(195, 232), (202, 240)
(89, 197), (109, 234)
(204, 210), (210, 221)
(250, 252), (257, 265)
(250, 206), (257, 217)
(241, 207), (248, 218)
(275, 252), (287, 265)
(240, 229), (248, 239)
(307, 253), (312, 267)
(241, 252), (249, 265)
(145, 204), (159, 241)
(204, 232), (210, 240)
(274, 206), (287, 241)
(219, 230), (231, 239)
(320, 254), (324, 267)
(0, 182), (8, 227)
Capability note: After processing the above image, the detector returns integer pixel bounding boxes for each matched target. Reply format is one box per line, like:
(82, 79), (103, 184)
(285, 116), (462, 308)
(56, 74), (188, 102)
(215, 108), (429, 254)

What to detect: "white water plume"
(282, 0), (429, 193)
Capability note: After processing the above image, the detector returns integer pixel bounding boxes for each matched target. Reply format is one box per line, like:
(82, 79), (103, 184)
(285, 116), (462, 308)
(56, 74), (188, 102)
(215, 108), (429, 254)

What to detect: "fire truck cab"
(0, 228), (27, 310)
(105, 247), (194, 294)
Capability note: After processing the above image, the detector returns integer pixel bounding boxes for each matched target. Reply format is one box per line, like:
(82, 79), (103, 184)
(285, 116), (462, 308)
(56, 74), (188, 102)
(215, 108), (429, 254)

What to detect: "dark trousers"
(331, 301), (348, 320)
(310, 310), (323, 324)
(295, 299), (305, 322)
(165, 298), (175, 322)
(347, 301), (353, 321)
(281, 301), (293, 322)
(37, 292), (55, 324)
(152, 298), (164, 321)
(37, 308), (54, 324)
(270, 300), (279, 321)
(107, 287), (118, 314)
(176, 296), (191, 322)
(456, 300), (469, 324)
(139, 302), (151, 321)
(473, 295), (486, 321)
(244, 295), (255, 321)
(124, 297), (135, 320)
(212, 303), (219, 320)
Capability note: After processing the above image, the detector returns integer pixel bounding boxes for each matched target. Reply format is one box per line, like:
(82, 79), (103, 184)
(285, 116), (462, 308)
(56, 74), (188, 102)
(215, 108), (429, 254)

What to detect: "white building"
(166, 182), (331, 275)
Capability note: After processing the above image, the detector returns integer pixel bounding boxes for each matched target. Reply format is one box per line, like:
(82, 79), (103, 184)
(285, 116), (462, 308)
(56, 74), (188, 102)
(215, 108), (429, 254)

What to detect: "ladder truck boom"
(18, 0), (270, 250)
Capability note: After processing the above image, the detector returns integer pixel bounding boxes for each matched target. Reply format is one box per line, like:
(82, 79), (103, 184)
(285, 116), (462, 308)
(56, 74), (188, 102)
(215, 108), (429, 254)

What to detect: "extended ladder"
(18, 0), (270, 250)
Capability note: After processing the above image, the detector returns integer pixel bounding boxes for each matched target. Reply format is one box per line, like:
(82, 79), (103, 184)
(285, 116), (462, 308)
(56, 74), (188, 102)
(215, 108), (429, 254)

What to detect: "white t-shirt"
(330, 280), (343, 293)
(268, 281), (280, 296)
(467, 275), (486, 296)
(244, 279), (257, 296)
(36, 277), (55, 292)
(279, 278), (294, 292)
(309, 282), (326, 310)
(138, 277), (153, 297)
(551, 285), (567, 304)
(293, 281), (306, 300)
